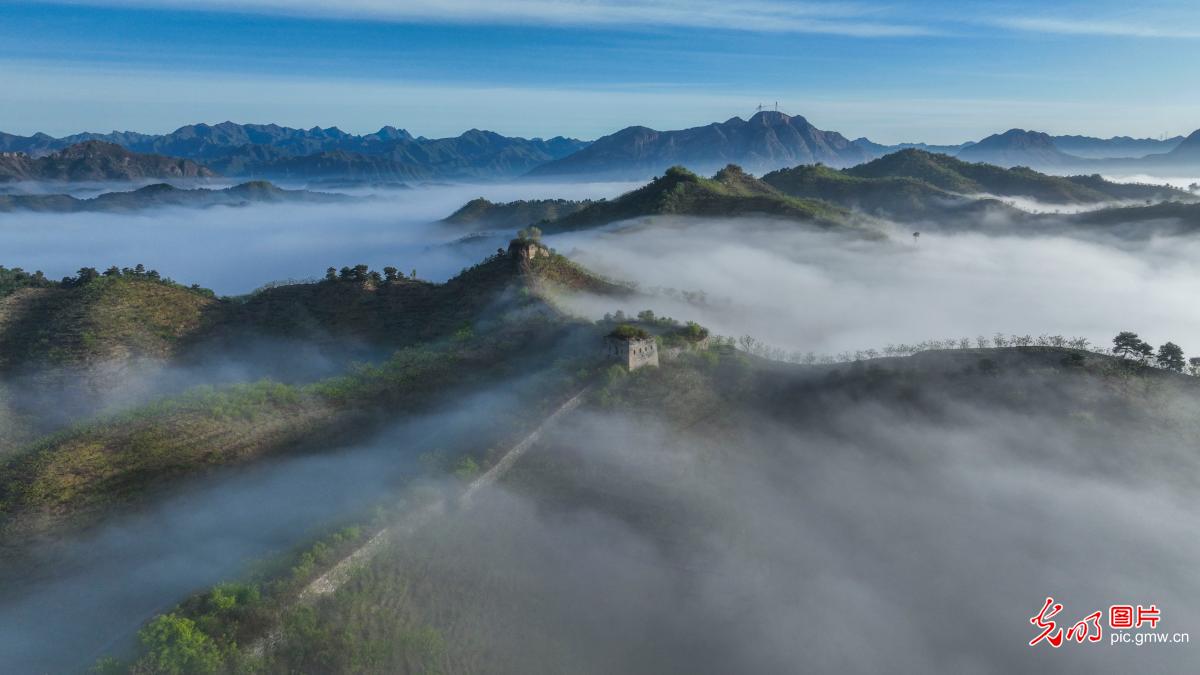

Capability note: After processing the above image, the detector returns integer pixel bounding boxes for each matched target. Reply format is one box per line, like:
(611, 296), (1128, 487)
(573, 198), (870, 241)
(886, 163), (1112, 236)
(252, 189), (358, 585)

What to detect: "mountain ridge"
(528, 111), (871, 180)
(0, 141), (215, 182)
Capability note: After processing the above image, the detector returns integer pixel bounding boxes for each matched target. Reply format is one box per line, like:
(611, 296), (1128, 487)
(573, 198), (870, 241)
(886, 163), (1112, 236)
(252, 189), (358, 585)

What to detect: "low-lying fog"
(6, 178), (1200, 358)
(0, 181), (637, 295)
(451, 396), (1200, 674)
(0, 380), (541, 673)
(548, 217), (1200, 357)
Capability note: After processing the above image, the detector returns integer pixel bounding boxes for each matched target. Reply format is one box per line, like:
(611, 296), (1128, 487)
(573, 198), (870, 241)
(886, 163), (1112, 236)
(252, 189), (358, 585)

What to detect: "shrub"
(136, 614), (223, 675)
(608, 324), (649, 340)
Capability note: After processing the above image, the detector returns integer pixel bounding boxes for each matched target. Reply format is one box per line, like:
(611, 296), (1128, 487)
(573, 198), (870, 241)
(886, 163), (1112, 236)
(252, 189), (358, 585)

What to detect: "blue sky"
(1, 0), (1198, 143)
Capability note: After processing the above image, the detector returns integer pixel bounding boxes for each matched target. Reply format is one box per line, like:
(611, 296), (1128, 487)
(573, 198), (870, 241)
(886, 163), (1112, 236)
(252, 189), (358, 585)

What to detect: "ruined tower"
(605, 328), (659, 371)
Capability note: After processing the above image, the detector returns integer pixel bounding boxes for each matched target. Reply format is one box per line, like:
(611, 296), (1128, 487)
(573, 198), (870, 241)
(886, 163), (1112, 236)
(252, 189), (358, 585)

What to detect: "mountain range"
(0, 123), (587, 182)
(0, 181), (345, 213)
(446, 152), (1197, 236)
(2, 114), (1198, 184)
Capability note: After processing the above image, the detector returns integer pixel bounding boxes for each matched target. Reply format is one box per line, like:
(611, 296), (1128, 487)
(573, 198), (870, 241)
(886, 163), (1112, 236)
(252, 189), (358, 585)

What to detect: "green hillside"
(440, 197), (593, 231)
(845, 149), (1186, 203)
(761, 163), (973, 219)
(0, 270), (218, 372)
(543, 165), (850, 232)
(0, 245), (624, 543)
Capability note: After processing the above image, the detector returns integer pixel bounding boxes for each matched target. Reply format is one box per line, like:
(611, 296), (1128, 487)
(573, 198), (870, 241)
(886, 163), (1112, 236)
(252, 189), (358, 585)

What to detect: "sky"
(1, 0), (1198, 143)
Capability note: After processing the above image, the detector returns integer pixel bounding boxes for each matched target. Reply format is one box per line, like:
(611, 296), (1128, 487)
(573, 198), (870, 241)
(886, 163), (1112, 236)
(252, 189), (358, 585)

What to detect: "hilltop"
(0, 181), (346, 213)
(0, 267), (218, 374)
(0, 141), (215, 182)
(541, 165), (850, 232)
(441, 197), (594, 231)
(0, 244), (626, 379)
(528, 111), (870, 180)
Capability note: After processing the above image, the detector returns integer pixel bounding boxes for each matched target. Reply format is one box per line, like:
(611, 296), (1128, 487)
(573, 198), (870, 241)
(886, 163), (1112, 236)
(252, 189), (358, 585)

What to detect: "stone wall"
(662, 335), (710, 361)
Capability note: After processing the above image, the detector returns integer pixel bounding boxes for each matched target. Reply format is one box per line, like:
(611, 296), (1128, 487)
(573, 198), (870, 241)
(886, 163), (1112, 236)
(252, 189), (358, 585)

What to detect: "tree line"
(1111, 331), (1198, 373)
(0, 264), (213, 297)
(323, 264), (418, 284)
(724, 330), (1200, 375)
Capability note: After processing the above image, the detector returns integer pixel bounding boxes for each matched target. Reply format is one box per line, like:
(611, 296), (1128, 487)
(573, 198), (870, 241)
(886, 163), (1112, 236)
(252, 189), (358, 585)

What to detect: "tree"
(1189, 357), (1200, 375)
(516, 225), (543, 242)
(738, 335), (761, 353)
(1112, 331), (1147, 358)
(136, 614), (222, 674)
(1156, 342), (1186, 372)
(324, 267), (337, 282)
(383, 266), (398, 282)
(637, 309), (656, 323)
(1135, 342), (1154, 361)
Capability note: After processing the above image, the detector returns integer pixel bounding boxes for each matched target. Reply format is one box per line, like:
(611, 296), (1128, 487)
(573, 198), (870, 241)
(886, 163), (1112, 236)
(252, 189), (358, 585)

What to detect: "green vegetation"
(842, 149), (1186, 204)
(0, 272), (219, 371)
(544, 165), (850, 233)
(0, 239), (625, 540)
(0, 340), (508, 540)
(761, 163), (968, 220)
(1111, 331), (1192, 373)
(441, 197), (592, 231)
(0, 265), (54, 297)
(607, 323), (649, 340)
(599, 310), (708, 348)
(94, 524), (375, 674)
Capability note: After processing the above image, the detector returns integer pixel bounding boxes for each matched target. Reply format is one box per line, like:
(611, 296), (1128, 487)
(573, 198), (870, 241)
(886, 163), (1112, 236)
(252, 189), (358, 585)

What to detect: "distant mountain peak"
(527, 111), (867, 180)
(747, 110), (806, 126)
(955, 128), (1078, 168)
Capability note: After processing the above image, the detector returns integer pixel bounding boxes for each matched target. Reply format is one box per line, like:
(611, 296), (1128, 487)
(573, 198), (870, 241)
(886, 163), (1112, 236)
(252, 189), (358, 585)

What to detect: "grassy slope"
(544, 165), (849, 232)
(0, 277), (218, 371)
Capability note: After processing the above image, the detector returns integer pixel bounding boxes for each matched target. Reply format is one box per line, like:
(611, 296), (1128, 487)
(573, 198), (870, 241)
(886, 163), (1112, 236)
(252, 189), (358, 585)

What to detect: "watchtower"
(604, 326), (659, 371)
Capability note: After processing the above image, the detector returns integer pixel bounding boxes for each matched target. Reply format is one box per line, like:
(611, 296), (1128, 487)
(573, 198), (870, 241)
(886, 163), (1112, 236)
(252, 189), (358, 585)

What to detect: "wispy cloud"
(995, 16), (1200, 39)
(46, 0), (935, 37)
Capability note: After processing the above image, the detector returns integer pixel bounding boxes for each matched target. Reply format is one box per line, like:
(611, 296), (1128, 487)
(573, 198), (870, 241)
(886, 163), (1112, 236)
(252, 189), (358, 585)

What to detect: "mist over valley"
(4, 4), (1200, 672)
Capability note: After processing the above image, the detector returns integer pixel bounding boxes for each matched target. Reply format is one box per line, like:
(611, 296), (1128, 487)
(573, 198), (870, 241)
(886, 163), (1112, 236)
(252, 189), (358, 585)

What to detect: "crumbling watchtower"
(604, 324), (659, 371)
